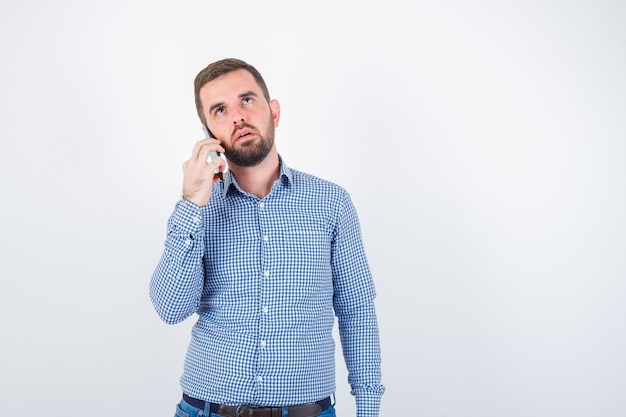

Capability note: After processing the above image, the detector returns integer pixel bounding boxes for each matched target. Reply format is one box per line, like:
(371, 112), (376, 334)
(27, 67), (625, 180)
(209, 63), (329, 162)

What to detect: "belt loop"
(330, 393), (336, 407)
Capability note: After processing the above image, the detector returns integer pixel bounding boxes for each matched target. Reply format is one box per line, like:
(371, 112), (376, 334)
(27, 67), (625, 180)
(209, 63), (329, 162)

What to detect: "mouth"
(234, 128), (255, 142)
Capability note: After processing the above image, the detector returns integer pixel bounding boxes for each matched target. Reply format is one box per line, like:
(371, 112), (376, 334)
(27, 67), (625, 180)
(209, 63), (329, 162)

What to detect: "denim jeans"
(175, 397), (337, 417)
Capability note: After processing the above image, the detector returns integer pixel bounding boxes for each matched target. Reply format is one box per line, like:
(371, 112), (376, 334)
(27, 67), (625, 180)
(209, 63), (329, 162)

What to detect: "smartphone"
(202, 125), (224, 181)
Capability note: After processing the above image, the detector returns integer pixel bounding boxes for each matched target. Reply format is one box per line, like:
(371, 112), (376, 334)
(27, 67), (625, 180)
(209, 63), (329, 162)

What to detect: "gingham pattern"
(150, 159), (384, 417)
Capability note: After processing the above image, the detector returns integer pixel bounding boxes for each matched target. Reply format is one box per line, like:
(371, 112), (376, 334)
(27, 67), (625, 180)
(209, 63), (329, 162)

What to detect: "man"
(150, 58), (384, 417)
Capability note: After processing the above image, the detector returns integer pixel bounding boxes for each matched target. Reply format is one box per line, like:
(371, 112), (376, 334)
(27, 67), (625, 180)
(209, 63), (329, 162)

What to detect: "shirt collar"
(222, 154), (293, 198)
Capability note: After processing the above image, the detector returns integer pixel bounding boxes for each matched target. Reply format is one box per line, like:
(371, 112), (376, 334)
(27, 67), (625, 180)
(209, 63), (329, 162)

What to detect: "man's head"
(194, 58), (280, 168)
(194, 58), (271, 128)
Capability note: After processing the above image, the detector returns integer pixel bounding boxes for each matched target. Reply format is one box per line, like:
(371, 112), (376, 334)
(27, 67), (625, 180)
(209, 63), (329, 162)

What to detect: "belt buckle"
(236, 403), (262, 417)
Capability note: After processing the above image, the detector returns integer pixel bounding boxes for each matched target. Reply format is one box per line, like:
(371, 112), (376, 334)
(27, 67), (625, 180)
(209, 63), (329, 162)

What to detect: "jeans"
(175, 397), (337, 417)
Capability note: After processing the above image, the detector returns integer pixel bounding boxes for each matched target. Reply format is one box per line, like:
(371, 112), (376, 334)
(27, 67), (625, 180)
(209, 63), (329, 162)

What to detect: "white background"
(1, 1), (625, 416)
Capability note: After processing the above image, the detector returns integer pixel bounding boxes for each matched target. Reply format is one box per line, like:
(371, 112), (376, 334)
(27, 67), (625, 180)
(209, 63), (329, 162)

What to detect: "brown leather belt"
(183, 394), (331, 417)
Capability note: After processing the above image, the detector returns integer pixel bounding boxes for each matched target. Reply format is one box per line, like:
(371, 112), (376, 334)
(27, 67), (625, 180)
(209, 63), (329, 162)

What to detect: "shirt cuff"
(168, 199), (204, 236)
(352, 384), (385, 417)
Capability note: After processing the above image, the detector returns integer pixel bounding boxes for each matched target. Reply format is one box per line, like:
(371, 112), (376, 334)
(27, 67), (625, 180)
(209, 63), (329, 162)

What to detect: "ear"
(269, 99), (281, 128)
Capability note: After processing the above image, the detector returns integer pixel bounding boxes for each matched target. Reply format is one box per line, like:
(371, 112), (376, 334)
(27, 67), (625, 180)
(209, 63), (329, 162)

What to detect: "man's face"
(199, 69), (280, 167)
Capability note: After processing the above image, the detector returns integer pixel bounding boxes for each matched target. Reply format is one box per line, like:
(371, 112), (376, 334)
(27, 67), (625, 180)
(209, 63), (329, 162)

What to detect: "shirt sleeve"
(149, 199), (206, 324)
(331, 192), (385, 417)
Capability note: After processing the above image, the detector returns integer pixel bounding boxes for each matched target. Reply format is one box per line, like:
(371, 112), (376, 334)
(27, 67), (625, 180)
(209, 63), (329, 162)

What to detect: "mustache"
(232, 122), (257, 136)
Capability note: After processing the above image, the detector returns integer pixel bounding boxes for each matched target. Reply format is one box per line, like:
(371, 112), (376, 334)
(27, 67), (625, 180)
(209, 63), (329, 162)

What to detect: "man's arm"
(150, 137), (224, 323)
(332, 192), (385, 417)
(149, 199), (206, 324)
(337, 301), (384, 416)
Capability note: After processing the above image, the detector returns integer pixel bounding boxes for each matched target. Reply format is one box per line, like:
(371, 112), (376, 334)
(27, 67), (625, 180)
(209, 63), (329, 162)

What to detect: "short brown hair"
(194, 58), (271, 126)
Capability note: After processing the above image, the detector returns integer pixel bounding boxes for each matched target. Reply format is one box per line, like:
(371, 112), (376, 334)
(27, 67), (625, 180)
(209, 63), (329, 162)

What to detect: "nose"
(232, 107), (246, 125)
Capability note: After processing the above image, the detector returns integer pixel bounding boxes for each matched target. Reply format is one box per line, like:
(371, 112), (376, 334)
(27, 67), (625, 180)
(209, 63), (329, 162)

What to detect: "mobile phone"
(202, 125), (224, 181)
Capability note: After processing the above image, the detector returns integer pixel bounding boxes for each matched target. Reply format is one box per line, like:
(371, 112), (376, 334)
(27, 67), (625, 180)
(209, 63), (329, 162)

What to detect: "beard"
(223, 115), (275, 167)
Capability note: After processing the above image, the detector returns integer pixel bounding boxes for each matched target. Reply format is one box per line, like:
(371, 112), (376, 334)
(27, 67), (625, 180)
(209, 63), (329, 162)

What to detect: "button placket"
(257, 199), (268, 393)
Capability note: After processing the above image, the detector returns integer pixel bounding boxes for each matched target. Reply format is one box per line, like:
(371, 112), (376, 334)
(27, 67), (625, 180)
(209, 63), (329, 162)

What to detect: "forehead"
(199, 69), (261, 103)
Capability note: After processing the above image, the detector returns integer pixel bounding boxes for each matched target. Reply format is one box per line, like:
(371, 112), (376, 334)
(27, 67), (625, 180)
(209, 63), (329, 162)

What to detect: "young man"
(150, 58), (384, 417)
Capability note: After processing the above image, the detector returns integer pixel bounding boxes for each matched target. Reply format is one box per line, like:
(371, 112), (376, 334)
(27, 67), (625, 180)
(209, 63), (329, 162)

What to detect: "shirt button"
(263, 270), (270, 277)
(256, 376), (263, 382)
(263, 235), (269, 242)
(259, 202), (265, 209)
(262, 306), (269, 314)
(192, 216), (201, 224)
(260, 340), (267, 347)
(184, 239), (191, 246)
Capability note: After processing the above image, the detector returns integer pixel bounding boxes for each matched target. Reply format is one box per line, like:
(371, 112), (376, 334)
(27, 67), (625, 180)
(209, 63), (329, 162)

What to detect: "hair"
(194, 58), (271, 126)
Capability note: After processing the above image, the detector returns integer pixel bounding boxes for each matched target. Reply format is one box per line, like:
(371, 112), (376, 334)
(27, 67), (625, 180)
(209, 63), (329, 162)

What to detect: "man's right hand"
(182, 138), (226, 206)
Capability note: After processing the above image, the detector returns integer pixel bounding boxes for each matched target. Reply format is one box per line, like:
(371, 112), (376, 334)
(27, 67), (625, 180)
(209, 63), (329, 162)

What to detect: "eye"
(242, 97), (253, 105)
(215, 106), (225, 116)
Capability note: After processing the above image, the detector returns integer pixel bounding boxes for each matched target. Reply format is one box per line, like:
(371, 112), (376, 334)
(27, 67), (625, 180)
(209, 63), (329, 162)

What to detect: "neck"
(229, 148), (280, 198)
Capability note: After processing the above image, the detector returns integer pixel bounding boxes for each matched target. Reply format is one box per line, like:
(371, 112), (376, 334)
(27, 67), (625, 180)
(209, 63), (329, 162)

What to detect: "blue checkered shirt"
(150, 159), (384, 416)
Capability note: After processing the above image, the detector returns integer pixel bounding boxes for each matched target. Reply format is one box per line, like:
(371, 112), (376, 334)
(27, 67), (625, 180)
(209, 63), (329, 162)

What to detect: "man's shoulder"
(289, 168), (347, 194)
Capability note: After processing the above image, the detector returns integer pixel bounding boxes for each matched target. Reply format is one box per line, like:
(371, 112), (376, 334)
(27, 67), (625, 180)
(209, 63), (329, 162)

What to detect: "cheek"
(210, 124), (232, 142)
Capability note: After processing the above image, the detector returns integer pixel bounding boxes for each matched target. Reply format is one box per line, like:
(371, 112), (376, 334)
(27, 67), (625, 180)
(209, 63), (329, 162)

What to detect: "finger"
(190, 138), (220, 160)
(207, 155), (227, 182)
(206, 153), (226, 172)
(203, 146), (228, 165)
(197, 144), (214, 164)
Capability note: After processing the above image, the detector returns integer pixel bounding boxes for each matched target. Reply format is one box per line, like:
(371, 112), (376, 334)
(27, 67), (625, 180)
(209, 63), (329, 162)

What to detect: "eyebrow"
(209, 91), (259, 114)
